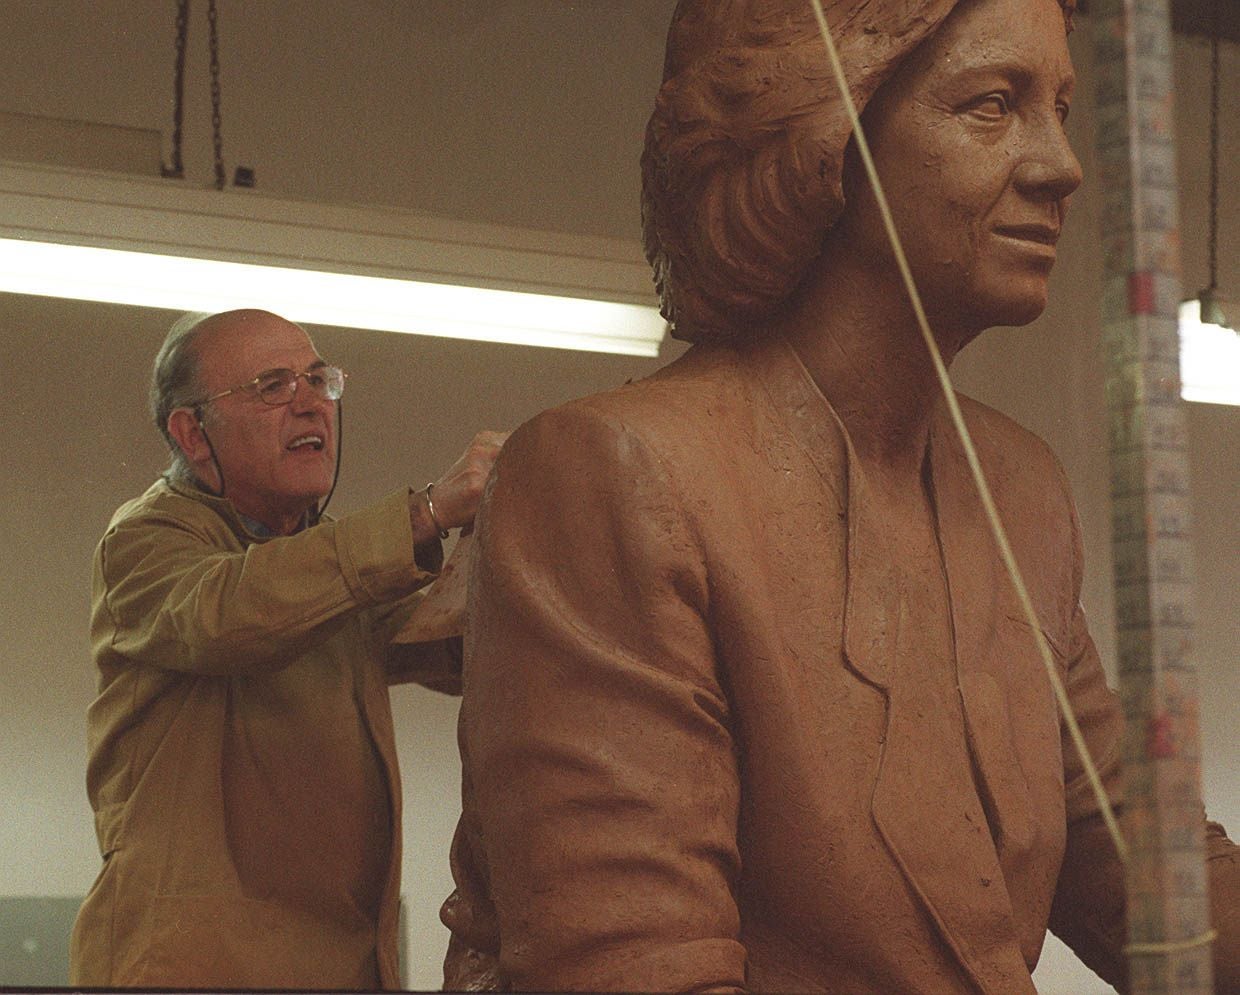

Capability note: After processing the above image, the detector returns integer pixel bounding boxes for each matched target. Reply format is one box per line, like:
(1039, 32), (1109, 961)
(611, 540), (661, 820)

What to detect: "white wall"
(0, 3), (1235, 991)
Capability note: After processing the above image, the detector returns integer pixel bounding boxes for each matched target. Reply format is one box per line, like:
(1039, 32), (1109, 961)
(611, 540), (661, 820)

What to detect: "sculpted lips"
(993, 223), (1060, 246)
(992, 224), (1060, 270)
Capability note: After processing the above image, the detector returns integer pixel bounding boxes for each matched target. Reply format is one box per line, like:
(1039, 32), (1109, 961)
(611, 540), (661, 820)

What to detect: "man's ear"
(167, 408), (212, 465)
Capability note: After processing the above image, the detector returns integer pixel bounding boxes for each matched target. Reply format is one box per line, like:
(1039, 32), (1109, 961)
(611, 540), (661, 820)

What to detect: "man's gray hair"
(151, 312), (213, 484)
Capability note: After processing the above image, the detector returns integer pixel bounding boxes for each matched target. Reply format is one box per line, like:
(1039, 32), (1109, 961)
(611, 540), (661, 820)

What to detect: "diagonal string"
(806, 0), (1128, 864)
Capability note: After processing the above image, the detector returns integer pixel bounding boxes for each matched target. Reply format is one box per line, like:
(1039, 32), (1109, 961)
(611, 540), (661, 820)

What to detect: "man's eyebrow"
(252, 361), (329, 378)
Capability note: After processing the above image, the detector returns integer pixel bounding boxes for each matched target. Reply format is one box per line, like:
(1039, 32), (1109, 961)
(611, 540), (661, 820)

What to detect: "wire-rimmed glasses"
(198, 365), (347, 407)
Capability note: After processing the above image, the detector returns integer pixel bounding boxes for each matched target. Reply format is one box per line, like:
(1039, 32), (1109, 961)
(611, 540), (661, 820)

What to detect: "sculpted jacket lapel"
(927, 404), (1068, 964)
(928, 405), (1043, 861)
(858, 411), (1032, 995)
(748, 335), (895, 692)
(753, 337), (1034, 992)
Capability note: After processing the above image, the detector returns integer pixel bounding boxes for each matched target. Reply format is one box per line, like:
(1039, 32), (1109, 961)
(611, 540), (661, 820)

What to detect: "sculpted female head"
(641, 0), (1076, 342)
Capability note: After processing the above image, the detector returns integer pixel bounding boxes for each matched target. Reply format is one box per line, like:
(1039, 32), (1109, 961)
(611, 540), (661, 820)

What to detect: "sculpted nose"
(1014, 116), (1083, 203)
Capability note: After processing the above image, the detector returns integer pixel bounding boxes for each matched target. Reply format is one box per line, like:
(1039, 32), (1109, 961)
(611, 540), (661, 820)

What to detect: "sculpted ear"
(166, 408), (212, 464)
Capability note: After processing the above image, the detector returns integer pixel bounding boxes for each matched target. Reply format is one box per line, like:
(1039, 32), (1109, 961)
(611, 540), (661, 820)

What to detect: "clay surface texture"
(442, 0), (1240, 991)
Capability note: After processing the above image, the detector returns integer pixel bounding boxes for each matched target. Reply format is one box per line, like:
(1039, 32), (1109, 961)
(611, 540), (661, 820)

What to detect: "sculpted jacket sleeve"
(1046, 597), (1128, 987)
(459, 404), (748, 991)
(1047, 490), (1240, 993)
(95, 488), (436, 676)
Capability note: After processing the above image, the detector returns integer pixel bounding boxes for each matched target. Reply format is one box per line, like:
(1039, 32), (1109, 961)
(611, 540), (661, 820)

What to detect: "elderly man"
(70, 309), (503, 990)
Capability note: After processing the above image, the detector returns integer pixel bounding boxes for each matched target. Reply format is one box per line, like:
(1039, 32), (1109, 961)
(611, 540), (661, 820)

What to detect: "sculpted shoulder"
(956, 391), (1063, 470)
(500, 343), (759, 472)
(952, 390), (1079, 527)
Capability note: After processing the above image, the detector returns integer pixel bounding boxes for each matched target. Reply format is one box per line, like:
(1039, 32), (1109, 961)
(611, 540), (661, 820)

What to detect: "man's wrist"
(422, 482), (451, 539)
(408, 487), (447, 570)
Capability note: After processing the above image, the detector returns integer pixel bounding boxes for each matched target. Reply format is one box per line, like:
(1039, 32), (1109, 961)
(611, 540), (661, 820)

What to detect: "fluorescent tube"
(1178, 297), (1240, 407)
(0, 160), (666, 356)
(0, 237), (666, 356)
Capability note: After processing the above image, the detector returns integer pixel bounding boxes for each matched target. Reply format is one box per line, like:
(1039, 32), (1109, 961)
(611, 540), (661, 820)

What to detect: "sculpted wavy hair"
(640, 0), (1076, 342)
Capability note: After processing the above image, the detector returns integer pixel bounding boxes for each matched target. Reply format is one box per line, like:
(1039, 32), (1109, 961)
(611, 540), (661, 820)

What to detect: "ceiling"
(1078, 0), (1240, 42)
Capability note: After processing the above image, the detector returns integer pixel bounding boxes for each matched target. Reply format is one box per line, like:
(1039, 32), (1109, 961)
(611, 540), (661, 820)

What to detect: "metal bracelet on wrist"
(424, 482), (450, 540)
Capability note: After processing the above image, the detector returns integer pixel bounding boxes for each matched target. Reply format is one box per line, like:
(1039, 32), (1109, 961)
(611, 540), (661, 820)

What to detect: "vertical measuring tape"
(1091, 1), (1215, 991)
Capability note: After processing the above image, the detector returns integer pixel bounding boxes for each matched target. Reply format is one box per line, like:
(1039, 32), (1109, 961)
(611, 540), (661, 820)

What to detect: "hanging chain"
(1207, 0), (1220, 294)
(207, 0), (226, 191)
(161, 0), (189, 178)
(162, 0), (227, 189)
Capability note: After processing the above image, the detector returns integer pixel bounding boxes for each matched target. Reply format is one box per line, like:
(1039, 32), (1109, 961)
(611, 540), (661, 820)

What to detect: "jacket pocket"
(123, 894), (374, 989)
(128, 895), (287, 988)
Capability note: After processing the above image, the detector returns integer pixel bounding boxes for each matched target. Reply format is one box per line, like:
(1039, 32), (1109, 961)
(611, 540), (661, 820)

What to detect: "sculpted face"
(642, 0), (963, 341)
(191, 311), (338, 532)
(830, 0), (1081, 337)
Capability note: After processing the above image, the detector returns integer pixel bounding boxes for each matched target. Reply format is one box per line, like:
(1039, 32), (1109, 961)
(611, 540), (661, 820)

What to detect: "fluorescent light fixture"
(0, 160), (667, 356)
(1178, 297), (1240, 406)
(0, 238), (666, 355)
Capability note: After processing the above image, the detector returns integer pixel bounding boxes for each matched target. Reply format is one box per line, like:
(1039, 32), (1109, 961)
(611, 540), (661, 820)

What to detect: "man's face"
(833, 0), (1081, 339)
(194, 312), (338, 532)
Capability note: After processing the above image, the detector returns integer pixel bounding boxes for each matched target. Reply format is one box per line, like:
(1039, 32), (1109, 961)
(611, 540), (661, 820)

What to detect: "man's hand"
(412, 431), (508, 546)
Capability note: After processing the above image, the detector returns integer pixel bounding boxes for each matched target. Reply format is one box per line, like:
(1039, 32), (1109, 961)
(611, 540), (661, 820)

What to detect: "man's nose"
(289, 374), (330, 413)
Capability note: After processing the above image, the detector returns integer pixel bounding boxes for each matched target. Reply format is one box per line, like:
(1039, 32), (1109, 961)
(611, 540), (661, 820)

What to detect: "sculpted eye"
(969, 92), (1010, 120)
(1056, 100), (1071, 124)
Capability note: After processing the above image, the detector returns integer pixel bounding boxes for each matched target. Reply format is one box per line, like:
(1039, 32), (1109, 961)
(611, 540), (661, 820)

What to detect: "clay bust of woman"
(442, 0), (1240, 990)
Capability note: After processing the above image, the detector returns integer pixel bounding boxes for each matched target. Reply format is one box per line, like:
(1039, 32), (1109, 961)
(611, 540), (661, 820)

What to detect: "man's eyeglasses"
(198, 366), (348, 408)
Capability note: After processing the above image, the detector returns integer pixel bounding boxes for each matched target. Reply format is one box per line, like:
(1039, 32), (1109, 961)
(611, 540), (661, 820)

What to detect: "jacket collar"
(742, 333), (1033, 993)
(743, 333), (903, 690)
(162, 474), (309, 543)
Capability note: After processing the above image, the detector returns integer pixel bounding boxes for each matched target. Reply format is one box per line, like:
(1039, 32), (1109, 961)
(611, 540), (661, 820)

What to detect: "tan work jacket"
(444, 335), (1239, 993)
(70, 478), (455, 989)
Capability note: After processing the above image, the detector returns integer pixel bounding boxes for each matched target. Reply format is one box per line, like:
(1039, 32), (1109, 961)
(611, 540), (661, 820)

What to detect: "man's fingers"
(430, 430), (509, 529)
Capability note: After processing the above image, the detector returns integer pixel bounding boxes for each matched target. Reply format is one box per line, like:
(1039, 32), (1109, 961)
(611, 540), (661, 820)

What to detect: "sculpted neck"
(773, 250), (975, 478)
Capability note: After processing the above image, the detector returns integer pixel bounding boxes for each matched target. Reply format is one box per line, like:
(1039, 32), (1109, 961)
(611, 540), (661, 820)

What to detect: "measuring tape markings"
(1094, 0), (1215, 989)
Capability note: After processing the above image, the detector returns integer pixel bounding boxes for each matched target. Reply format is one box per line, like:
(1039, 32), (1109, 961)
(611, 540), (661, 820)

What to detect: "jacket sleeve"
(1047, 499), (1240, 992)
(1206, 822), (1240, 993)
(384, 634), (463, 693)
(95, 488), (436, 676)
(1051, 808), (1240, 993)
(379, 530), (471, 692)
(1046, 598), (1128, 987)
(456, 403), (748, 992)
(1038, 447), (1125, 984)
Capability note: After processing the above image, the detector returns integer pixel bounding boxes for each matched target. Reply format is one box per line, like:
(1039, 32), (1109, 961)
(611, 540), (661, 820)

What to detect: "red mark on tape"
(1146, 712), (1177, 759)
(1129, 272), (1155, 315)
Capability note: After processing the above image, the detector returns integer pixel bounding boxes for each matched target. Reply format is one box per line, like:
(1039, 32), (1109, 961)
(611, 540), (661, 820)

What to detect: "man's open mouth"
(287, 434), (325, 452)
